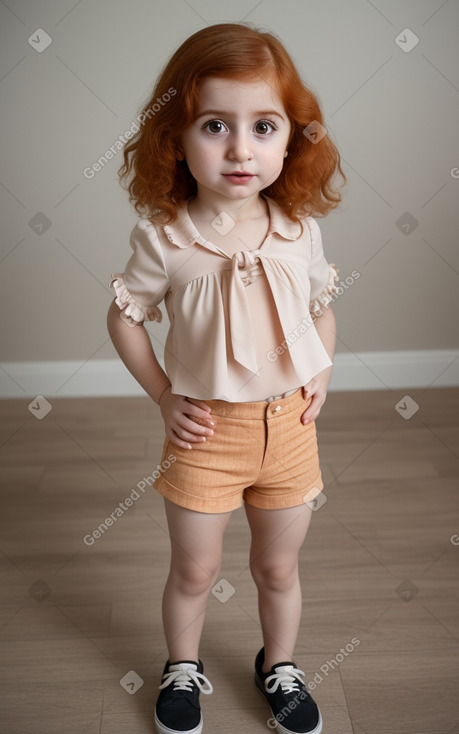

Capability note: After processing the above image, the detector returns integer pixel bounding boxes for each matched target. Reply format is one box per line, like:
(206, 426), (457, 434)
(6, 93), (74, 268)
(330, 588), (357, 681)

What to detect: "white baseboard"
(1, 350), (458, 399)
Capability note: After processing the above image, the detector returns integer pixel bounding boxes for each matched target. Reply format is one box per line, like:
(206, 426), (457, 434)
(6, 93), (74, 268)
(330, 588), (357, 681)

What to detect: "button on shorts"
(154, 387), (324, 513)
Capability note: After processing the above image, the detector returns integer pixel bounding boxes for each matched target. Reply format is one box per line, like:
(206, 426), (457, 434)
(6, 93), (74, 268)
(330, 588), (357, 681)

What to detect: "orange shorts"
(154, 387), (324, 514)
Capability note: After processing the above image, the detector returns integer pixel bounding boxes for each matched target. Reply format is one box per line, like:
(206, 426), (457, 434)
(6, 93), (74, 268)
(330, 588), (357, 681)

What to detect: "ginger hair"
(118, 23), (347, 225)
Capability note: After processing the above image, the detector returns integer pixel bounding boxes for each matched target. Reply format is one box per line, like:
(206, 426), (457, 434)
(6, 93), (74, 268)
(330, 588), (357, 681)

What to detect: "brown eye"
(255, 120), (275, 135)
(205, 120), (226, 134)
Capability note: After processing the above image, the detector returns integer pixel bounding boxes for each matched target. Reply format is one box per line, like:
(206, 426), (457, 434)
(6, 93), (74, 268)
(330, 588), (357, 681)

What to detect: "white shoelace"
(159, 663), (213, 695)
(264, 664), (306, 695)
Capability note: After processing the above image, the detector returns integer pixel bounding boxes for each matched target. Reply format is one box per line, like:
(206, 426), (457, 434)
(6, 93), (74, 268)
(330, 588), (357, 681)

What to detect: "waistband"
(266, 387), (299, 403)
(199, 387), (307, 420)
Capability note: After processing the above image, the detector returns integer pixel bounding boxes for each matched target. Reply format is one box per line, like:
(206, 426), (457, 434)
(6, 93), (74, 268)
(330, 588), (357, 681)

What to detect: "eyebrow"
(196, 109), (286, 121)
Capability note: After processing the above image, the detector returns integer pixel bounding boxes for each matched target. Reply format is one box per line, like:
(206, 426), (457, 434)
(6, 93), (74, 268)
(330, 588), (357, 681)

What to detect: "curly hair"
(118, 23), (347, 225)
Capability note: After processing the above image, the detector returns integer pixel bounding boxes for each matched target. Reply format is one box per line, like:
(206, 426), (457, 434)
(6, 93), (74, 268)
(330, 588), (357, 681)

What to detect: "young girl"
(107, 22), (346, 734)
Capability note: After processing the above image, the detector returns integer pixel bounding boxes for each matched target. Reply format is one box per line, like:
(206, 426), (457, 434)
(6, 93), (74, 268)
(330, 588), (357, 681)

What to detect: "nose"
(227, 129), (253, 162)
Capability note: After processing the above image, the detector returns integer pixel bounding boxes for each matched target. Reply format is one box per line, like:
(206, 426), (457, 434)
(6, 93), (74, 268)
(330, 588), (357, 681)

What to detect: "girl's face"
(178, 76), (291, 206)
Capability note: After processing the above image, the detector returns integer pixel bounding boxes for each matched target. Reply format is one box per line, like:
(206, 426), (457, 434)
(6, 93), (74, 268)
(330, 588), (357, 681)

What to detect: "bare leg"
(245, 502), (313, 672)
(161, 499), (233, 662)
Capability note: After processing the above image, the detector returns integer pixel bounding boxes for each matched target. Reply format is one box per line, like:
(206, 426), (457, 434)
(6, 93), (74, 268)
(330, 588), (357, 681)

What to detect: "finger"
(166, 429), (194, 450)
(301, 394), (323, 424)
(183, 402), (215, 426)
(302, 381), (315, 400)
(167, 424), (210, 448)
(175, 414), (214, 438)
(185, 396), (213, 414)
(177, 429), (208, 443)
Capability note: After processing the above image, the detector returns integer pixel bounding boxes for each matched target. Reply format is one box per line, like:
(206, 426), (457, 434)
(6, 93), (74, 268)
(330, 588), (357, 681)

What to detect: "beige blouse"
(109, 194), (339, 402)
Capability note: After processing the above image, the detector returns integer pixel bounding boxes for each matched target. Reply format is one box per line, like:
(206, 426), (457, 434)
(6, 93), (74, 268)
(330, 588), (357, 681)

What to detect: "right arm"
(107, 299), (214, 449)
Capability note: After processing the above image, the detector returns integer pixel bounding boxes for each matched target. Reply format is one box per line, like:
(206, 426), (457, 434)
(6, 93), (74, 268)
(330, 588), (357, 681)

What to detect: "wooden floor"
(1, 387), (458, 734)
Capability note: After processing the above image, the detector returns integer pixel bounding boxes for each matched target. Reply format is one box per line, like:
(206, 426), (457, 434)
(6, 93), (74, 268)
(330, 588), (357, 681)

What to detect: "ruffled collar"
(162, 194), (302, 249)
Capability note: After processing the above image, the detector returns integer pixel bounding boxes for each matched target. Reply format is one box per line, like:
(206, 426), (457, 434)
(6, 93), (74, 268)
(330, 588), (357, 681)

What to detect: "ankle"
(262, 655), (294, 673)
(168, 650), (200, 664)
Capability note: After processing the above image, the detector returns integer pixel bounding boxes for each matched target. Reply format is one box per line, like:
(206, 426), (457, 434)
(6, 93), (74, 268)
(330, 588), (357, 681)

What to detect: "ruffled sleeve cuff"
(109, 273), (163, 328)
(309, 264), (339, 317)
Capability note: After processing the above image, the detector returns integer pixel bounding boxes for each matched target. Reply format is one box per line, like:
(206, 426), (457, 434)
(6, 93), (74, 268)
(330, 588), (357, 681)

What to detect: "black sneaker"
(154, 659), (213, 734)
(254, 648), (322, 734)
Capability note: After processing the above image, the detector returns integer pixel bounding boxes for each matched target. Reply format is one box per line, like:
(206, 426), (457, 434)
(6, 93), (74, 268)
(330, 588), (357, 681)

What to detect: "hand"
(159, 387), (215, 449)
(301, 366), (332, 424)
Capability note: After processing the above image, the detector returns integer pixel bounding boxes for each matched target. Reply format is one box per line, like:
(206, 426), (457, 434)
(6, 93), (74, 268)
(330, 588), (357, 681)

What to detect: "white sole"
(274, 709), (323, 734)
(154, 711), (203, 734)
(256, 683), (323, 734)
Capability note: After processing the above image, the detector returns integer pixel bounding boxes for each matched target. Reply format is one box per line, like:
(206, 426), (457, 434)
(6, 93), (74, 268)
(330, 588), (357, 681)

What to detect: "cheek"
(189, 144), (218, 171)
(181, 131), (205, 160)
(263, 145), (288, 165)
(186, 148), (207, 173)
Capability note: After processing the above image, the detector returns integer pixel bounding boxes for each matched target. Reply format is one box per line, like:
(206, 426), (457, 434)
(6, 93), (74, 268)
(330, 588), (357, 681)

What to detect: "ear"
(176, 148), (185, 162)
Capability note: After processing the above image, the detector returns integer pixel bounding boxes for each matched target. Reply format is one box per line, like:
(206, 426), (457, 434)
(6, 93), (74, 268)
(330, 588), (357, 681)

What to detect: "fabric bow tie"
(228, 250), (263, 373)
(196, 239), (311, 376)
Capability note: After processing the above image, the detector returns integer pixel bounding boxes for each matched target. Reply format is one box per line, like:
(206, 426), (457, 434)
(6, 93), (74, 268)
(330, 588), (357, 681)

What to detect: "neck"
(188, 190), (268, 223)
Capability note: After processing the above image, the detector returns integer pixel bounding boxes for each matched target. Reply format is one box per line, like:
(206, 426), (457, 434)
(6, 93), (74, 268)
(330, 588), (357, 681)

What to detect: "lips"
(223, 172), (255, 184)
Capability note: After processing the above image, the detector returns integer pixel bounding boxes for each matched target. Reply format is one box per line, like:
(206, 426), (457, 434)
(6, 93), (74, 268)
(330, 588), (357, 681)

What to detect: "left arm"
(301, 305), (336, 424)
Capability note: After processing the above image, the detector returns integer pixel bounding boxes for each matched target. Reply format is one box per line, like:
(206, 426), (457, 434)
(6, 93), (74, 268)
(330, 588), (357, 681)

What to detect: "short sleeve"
(306, 217), (339, 317)
(109, 220), (169, 328)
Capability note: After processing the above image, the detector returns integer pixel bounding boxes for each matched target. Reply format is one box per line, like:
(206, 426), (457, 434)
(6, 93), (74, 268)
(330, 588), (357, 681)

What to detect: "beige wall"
(1, 0), (458, 366)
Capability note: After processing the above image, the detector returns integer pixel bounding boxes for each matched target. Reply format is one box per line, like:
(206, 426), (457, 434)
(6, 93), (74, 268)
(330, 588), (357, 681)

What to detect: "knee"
(170, 558), (221, 597)
(250, 559), (298, 593)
